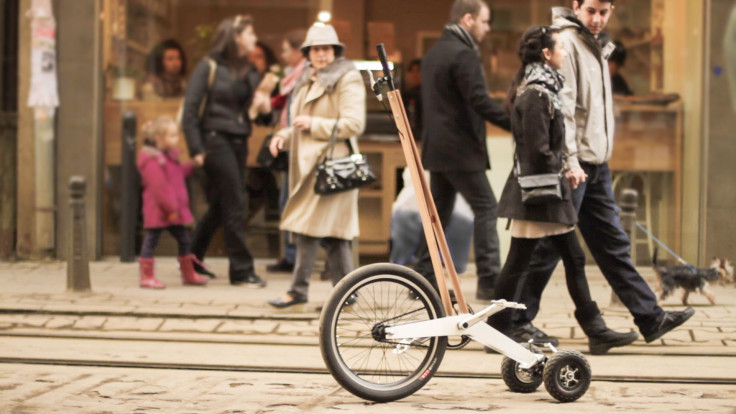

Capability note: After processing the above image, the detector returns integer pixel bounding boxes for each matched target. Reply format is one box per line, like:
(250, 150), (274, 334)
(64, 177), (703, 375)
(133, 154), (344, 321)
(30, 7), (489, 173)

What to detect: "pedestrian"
(266, 28), (308, 274)
(245, 41), (281, 225)
(182, 14), (271, 287)
(487, 26), (637, 355)
(390, 168), (474, 274)
(137, 116), (209, 289)
(401, 58), (423, 139)
(509, 0), (694, 347)
(608, 40), (633, 96)
(266, 24), (366, 308)
(413, 0), (511, 300)
(141, 39), (187, 101)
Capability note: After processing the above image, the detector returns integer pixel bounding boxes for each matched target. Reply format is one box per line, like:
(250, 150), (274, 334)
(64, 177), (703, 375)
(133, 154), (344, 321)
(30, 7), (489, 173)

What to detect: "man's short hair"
(576, 0), (614, 6)
(284, 29), (307, 51)
(449, 0), (487, 23)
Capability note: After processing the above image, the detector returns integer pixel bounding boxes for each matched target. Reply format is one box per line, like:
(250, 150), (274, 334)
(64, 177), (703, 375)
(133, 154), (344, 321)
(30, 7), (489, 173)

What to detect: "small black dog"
(652, 248), (724, 305)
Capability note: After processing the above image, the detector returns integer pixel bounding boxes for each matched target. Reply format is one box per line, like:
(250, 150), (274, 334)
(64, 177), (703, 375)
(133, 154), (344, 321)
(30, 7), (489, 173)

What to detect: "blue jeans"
(279, 171), (297, 264)
(390, 208), (473, 273)
(514, 162), (663, 330)
(411, 171), (501, 287)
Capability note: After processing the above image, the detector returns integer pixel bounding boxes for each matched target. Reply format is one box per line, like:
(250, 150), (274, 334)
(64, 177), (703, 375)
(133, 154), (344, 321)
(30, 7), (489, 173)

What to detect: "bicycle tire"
(319, 263), (447, 402)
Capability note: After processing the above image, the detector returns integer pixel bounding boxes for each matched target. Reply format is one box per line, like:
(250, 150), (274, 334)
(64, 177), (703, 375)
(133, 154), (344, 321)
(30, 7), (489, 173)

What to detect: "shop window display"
(100, 0), (680, 264)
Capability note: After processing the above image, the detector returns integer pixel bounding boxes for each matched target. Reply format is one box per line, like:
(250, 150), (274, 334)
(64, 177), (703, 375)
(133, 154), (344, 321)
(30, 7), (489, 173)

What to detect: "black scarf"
(445, 23), (480, 55)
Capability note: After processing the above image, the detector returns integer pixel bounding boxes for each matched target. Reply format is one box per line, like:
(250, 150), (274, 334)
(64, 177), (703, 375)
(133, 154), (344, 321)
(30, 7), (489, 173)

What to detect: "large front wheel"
(319, 263), (448, 403)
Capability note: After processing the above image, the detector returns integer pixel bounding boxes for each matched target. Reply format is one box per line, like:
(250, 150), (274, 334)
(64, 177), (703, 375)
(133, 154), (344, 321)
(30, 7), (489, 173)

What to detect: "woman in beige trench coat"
(267, 24), (366, 308)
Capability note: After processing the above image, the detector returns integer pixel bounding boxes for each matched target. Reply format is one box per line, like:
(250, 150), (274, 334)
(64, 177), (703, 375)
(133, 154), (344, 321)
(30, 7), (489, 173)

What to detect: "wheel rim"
(515, 365), (536, 384)
(327, 274), (442, 391)
(557, 363), (582, 390)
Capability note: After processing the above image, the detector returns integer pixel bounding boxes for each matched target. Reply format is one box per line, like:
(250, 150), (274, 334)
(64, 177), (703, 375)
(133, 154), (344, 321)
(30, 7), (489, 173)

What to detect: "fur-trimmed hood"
(293, 57), (357, 94)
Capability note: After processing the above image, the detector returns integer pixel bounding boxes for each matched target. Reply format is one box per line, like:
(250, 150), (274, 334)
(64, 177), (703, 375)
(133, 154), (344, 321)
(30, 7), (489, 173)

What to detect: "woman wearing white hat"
(267, 24), (366, 308)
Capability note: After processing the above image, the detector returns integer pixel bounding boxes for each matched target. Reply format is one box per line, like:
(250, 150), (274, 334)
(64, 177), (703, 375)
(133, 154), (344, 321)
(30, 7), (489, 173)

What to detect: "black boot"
(574, 301), (638, 355)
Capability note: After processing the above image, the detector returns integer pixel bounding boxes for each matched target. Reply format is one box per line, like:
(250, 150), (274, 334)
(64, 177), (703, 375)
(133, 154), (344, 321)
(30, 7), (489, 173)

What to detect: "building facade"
(3, 0), (735, 266)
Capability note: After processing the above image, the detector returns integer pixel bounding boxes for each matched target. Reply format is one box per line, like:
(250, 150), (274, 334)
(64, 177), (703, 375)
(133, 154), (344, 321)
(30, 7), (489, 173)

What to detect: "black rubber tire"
(319, 263), (447, 403)
(543, 349), (591, 402)
(501, 343), (544, 393)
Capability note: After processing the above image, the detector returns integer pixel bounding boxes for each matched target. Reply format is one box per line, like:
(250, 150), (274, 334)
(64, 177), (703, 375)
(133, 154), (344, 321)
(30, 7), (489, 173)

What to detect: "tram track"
(1, 355), (734, 386)
(0, 329), (733, 358)
(0, 331), (734, 386)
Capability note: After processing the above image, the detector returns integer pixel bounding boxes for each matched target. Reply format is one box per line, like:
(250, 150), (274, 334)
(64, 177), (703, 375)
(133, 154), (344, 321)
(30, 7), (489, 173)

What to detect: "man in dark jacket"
(413, 0), (511, 300)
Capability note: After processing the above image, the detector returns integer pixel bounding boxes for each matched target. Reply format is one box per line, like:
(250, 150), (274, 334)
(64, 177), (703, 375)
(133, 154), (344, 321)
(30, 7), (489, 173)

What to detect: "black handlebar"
(376, 43), (395, 91)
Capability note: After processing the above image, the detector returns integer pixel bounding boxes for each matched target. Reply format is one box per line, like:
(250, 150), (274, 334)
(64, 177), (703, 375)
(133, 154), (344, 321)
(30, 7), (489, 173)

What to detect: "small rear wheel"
(543, 350), (591, 402)
(501, 343), (544, 393)
(320, 263), (447, 403)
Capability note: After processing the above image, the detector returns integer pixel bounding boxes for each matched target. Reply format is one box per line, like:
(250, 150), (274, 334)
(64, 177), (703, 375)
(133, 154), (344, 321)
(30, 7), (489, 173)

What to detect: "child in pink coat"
(137, 116), (209, 288)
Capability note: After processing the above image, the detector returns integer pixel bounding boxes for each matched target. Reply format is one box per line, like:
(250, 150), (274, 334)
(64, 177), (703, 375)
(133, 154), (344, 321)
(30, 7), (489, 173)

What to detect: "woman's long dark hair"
(210, 15), (254, 77)
(504, 26), (560, 113)
(146, 39), (187, 77)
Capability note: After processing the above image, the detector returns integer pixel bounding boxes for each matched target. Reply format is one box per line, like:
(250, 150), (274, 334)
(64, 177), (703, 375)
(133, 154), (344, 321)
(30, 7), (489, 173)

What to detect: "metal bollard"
(119, 112), (139, 262)
(618, 188), (639, 264)
(67, 176), (91, 292)
(610, 188), (639, 307)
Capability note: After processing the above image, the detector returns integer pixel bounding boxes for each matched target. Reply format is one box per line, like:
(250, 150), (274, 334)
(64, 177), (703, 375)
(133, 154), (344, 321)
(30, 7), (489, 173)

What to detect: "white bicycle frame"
(378, 72), (545, 370)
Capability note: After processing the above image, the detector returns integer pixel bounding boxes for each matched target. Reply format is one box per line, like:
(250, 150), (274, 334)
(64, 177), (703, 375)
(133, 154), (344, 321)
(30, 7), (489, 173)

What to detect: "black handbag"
(515, 154), (563, 206)
(314, 119), (376, 195)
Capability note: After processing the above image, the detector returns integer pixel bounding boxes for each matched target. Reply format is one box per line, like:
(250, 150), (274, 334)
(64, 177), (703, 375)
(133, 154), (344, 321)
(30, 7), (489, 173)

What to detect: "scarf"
(292, 57), (357, 96)
(445, 23), (479, 55)
(280, 58), (307, 96)
(521, 62), (565, 111)
(279, 58), (307, 128)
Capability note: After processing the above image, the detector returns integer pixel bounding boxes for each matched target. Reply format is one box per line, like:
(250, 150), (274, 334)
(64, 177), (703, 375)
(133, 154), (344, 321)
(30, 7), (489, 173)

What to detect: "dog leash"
(635, 222), (697, 272)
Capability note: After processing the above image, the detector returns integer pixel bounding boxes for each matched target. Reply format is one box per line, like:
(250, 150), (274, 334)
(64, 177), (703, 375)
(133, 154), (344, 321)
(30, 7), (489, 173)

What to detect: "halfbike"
(318, 44), (591, 404)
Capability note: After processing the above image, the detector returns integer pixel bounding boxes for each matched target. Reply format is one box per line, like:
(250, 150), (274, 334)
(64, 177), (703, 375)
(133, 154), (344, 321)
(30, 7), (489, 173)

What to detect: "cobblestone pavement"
(1, 259), (734, 353)
(2, 364), (736, 414)
(1, 258), (736, 412)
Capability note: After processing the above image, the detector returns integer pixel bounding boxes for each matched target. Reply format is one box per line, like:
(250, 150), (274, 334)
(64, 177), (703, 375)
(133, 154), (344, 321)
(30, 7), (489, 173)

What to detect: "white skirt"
(510, 219), (575, 239)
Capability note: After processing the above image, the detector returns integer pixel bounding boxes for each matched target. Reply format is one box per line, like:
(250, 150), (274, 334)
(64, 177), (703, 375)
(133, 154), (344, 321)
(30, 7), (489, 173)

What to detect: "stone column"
(55, 0), (103, 260)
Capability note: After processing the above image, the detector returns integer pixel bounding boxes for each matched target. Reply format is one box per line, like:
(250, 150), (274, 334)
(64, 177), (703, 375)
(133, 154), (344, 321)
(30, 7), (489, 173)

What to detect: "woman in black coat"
(182, 15), (271, 287)
(488, 26), (637, 355)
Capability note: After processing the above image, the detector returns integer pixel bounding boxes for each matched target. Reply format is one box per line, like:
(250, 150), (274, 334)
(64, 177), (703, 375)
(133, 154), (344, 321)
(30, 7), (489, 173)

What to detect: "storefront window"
(101, 0), (317, 256)
(100, 0), (684, 264)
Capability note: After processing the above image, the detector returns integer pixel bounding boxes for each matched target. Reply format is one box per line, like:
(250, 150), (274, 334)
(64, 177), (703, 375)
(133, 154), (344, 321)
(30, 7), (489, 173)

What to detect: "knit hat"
(300, 24), (345, 56)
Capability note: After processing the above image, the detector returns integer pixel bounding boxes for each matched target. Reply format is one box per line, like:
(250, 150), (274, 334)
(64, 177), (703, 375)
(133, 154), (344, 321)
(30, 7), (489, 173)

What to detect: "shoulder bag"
(515, 154), (563, 206)
(314, 119), (376, 195)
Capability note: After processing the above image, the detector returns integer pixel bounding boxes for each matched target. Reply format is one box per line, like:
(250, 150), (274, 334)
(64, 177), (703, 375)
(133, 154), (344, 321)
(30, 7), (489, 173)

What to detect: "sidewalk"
(1, 257), (735, 357)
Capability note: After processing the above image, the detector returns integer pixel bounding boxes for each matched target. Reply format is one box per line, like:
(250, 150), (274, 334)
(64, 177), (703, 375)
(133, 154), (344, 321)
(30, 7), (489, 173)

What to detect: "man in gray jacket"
(505, 0), (695, 350)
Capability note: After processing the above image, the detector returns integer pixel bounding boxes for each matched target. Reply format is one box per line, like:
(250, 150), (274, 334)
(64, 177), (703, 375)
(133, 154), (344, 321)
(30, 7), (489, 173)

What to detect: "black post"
(119, 112), (139, 262)
(67, 176), (91, 292)
(619, 188), (639, 264)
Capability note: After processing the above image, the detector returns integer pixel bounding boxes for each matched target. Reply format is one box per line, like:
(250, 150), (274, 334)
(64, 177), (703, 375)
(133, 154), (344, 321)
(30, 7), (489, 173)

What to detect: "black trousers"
(488, 231), (592, 329)
(140, 225), (191, 258)
(191, 131), (255, 281)
(413, 170), (501, 288)
(513, 162), (663, 330)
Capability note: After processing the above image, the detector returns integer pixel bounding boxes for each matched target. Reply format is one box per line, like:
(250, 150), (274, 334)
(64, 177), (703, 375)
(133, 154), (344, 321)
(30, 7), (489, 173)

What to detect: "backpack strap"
(176, 57), (217, 125)
(198, 57), (217, 119)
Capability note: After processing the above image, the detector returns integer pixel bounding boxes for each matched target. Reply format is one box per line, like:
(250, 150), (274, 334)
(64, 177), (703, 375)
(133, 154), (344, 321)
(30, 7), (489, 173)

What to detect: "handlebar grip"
(376, 44), (390, 77)
(375, 44), (395, 90)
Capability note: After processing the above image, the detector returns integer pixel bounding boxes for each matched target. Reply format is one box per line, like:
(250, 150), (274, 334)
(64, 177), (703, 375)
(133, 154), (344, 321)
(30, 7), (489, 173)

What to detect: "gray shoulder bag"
(515, 153), (563, 206)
